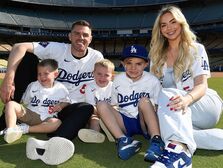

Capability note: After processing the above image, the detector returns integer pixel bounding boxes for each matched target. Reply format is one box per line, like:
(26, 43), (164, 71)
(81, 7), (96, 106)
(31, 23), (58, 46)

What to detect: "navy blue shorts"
(120, 113), (150, 140)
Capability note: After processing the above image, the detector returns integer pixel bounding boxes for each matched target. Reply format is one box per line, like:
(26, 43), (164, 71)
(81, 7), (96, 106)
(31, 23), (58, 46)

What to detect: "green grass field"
(0, 78), (223, 168)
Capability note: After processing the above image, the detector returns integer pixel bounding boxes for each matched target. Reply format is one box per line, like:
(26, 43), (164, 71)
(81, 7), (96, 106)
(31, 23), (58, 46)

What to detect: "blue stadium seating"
(37, 11), (68, 29)
(193, 2), (223, 24)
(0, 0), (222, 70)
(0, 7), (17, 25)
(1, 2), (223, 30)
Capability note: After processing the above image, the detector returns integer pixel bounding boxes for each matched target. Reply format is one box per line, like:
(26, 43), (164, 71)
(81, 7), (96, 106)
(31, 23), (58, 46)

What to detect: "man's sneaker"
(4, 127), (23, 143)
(144, 135), (165, 162)
(26, 137), (75, 165)
(99, 120), (115, 142)
(150, 142), (192, 168)
(117, 136), (142, 160)
(78, 128), (105, 143)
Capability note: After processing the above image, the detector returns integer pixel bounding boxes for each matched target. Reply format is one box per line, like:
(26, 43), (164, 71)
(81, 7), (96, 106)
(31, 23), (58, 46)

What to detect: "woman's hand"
(167, 94), (192, 114)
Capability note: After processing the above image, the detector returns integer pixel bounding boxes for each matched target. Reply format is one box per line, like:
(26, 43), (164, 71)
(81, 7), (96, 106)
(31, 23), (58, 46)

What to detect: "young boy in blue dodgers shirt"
(96, 45), (165, 161)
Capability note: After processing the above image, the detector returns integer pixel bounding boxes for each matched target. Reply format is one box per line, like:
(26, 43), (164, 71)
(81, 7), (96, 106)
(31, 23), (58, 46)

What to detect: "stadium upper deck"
(0, 0), (222, 68)
(0, 0), (222, 31)
(10, 0), (188, 8)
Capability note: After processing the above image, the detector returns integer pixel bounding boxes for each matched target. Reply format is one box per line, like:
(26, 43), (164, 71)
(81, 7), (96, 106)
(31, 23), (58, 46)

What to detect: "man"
(0, 20), (104, 140)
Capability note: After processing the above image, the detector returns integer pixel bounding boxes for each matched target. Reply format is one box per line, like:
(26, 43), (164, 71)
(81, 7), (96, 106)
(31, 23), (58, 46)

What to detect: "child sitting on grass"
(96, 45), (165, 161)
(1, 59), (70, 143)
(78, 59), (115, 143)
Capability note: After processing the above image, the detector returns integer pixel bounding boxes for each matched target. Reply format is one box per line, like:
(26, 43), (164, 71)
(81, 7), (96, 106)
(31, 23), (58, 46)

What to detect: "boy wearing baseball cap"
(97, 45), (164, 162)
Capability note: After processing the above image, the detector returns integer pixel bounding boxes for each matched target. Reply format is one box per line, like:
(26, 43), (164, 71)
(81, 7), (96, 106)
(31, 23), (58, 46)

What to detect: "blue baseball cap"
(121, 45), (148, 62)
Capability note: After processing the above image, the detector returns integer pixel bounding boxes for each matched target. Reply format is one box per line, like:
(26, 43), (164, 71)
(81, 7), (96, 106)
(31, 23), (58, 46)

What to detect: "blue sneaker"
(150, 142), (192, 168)
(144, 135), (165, 162)
(117, 136), (142, 160)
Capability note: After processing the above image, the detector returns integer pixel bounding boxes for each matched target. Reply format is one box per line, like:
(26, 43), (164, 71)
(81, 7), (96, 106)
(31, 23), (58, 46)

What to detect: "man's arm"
(0, 42), (34, 103)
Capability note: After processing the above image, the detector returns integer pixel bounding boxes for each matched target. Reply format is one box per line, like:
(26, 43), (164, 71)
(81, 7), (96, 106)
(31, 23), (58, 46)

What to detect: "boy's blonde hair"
(94, 59), (115, 72)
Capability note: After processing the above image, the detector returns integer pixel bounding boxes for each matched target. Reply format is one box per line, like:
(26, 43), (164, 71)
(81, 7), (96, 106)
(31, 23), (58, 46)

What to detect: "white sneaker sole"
(78, 128), (105, 143)
(150, 161), (192, 168)
(99, 120), (115, 142)
(4, 128), (22, 143)
(26, 137), (75, 165)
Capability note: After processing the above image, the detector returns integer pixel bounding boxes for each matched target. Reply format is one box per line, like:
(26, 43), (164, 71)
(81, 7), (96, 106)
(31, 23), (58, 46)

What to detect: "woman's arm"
(186, 74), (208, 104)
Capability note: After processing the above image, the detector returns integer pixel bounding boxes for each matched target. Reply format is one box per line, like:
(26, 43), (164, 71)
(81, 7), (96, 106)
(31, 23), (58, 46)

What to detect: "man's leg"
(48, 102), (94, 140)
(0, 111), (6, 130)
(14, 53), (39, 102)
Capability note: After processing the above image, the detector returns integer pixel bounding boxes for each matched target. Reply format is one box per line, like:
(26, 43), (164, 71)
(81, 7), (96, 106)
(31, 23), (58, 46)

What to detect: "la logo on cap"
(130, 45), (137, 54)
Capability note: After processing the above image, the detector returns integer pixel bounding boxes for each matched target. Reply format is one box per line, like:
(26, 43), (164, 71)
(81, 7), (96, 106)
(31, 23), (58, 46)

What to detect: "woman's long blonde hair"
(150, 5), (197, 81)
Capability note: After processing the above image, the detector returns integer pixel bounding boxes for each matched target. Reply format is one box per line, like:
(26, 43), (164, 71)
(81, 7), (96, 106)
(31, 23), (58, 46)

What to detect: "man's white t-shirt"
(33, 42), (104, 103)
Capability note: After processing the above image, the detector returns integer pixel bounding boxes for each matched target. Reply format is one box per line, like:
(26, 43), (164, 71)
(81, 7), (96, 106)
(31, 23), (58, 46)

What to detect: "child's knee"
(51, 118), (61, 130)
(5, 101), (21, 115)
(139, 97), (150, 104)
(138, 97), (153, 108)
(96, 101), (109, 114)
(5, 101), (16, 110)
(47, 118), (61, 125)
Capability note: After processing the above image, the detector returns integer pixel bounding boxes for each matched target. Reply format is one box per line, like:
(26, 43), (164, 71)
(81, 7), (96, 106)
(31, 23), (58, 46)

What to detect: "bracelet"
(187, 93), (194, 102)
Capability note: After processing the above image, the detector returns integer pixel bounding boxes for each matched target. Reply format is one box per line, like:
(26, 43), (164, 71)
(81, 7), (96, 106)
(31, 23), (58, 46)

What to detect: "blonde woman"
(149, 5), (223, 168)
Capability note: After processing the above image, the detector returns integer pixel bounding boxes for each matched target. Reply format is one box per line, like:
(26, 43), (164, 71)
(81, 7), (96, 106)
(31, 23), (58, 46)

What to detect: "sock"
(152, 135), (162, 141)
(18, 123), (30, 134)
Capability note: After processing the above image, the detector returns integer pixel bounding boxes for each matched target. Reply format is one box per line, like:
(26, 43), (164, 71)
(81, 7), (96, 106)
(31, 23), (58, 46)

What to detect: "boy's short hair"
(94, 59), (115, 72)
(121, 45), (149, 62)
(38, 59), (58, 71)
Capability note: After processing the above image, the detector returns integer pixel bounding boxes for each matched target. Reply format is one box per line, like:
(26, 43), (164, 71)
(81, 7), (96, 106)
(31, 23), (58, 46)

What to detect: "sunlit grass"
(0, 78), (223, 168)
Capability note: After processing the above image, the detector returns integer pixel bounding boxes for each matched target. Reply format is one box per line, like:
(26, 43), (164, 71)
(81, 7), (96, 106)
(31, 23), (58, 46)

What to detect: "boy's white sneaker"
(78, 128), (105, 143)
(4, 127), (23, 143)
(99, 120), (115, 142)
(150, 142), (192, 168)
(3, 123), (29, 144)
(26, 137), (74, 165)
(18, 123), (29, 134)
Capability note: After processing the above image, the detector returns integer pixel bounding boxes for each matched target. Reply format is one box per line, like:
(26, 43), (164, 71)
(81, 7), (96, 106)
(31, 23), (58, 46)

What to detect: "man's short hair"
(71, 20), (92, 31)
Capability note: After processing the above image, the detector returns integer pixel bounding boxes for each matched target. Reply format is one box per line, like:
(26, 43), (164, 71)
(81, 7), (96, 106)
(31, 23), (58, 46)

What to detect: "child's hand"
(48, 104), (62, 114)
